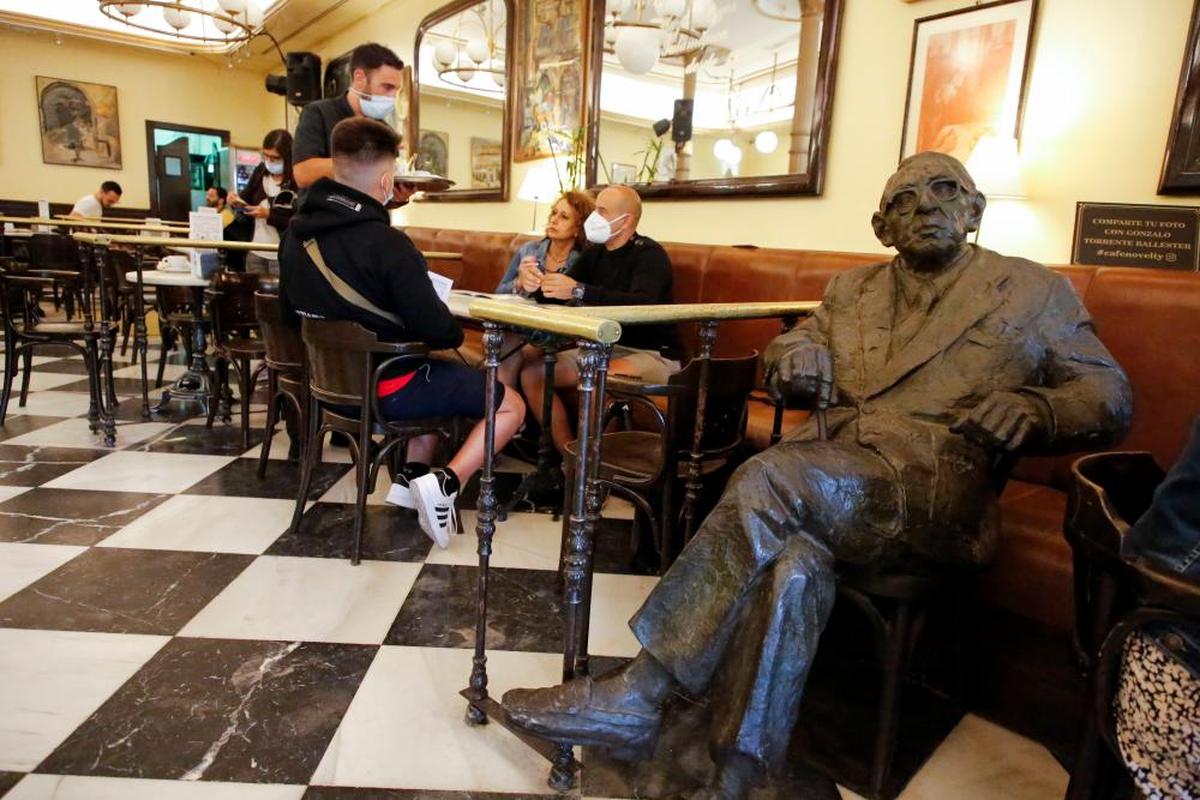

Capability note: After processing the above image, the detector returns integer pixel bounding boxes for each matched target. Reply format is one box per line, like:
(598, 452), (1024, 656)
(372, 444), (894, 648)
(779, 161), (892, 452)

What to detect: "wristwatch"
(570, 283), (586, 303)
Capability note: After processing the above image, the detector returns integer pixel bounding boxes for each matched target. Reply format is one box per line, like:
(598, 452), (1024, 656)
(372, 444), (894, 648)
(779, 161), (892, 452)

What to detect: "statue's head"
(871, 151), (987, 271)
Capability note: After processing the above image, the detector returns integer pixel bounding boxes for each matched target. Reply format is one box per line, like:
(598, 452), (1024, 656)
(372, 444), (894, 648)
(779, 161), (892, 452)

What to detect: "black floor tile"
(0, 488), (169, 545)
(36, 637), (378, 783)
(57, 377), (148, 395)
(0, 415), (69, 442)
(0, 772), (23, 798)
(0, 547), (253, 634)
(141, 423), (263, 455)
(110, 396), (194, 423)
(25, 359), (93, 375)
(266, 502), (432, 562)
(304, 789), (560, 799)
(385, 564), (562, 652)
(0, 444), (107, 487)
(183, 457), (349, 500)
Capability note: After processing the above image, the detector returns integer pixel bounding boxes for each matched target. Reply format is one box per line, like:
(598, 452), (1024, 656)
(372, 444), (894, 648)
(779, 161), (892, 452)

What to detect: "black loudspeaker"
(672, 98), (694, 143)
(285, 52), (322, 106)
(324, 51), (353, 99)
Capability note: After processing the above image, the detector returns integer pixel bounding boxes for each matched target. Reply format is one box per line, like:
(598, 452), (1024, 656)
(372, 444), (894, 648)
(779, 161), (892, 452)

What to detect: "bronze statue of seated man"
(502, 151), (1134, 800)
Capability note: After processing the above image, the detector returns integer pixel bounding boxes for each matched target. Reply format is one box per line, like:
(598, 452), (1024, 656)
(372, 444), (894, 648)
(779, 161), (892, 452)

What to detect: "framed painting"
(1160, 0), (1200, 193)
(36, 76), (122, 169)
(416, 129), (450, 177)
(513, 0), (590, 163)
(899, 0), (1037, 163)
(470, 137), (503, 189)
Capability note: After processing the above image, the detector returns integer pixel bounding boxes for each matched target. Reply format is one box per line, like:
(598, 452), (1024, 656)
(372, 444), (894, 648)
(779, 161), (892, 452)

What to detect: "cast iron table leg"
(153, 284), (213, 416)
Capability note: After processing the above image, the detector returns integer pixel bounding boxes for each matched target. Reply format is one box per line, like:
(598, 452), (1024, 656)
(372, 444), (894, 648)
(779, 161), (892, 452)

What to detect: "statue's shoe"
(502, 677), (660, 759)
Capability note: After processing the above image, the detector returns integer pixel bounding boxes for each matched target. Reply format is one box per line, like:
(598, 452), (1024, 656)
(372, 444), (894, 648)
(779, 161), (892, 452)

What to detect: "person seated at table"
(205, 186), (235, 229)
(68, 180), (121, 218)
(279, 116), (525, 547)
(517, 184), (682, 455)
(491, 189), (595, 388)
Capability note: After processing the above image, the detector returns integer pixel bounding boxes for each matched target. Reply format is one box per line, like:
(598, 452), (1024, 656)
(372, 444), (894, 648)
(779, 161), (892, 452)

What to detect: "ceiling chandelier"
(431, 0), (506, 95)
(97, 1), (256, 44)
(604, 0), (723, 76)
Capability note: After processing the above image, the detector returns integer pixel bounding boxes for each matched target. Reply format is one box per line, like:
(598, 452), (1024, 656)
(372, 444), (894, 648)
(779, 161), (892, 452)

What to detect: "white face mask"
(583, 211), (628, 244)
(263, 159), (284, 175)
(351, 87), (395, 120)
(377, 172), (394, 206)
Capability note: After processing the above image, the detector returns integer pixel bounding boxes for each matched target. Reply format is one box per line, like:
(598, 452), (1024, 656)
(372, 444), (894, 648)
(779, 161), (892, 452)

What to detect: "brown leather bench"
(406, 224), (1200, 747)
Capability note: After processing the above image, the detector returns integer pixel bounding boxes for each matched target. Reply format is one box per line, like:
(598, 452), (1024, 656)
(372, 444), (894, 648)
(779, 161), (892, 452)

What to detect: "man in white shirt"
(68, 181), (122, 218)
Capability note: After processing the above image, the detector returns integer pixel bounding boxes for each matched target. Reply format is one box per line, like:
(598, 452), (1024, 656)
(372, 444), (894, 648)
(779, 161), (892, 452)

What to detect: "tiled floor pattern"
(0, 345), (1070, 799)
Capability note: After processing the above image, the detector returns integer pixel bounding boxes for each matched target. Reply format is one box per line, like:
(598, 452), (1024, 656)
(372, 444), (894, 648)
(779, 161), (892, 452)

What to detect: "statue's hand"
(769, 342), (835, 407)
(951, 391), (1047, 452)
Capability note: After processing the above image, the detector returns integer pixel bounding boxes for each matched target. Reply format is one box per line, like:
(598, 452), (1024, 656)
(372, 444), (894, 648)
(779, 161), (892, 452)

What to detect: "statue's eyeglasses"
(885, 178), (962, 214)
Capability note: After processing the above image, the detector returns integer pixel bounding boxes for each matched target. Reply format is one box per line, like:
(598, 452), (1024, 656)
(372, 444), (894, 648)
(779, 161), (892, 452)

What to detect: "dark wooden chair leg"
(0, 342), (17, 425)
(237, 355), (251, 450)
(18, 347), (32, 407)
(288, 395), (321, 534)
(156, 326), (173, 389)
(257, 369), (279, 478)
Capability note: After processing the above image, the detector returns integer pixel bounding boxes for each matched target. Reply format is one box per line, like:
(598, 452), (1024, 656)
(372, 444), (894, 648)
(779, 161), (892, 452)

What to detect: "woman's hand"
(244, 205), (270, 219)
(517, 256), (542, 293)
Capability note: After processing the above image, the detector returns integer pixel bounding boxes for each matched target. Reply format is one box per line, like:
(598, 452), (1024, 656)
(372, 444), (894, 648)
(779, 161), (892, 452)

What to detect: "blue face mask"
(351, 87), (394, 120)
(263, 159), (284, 176)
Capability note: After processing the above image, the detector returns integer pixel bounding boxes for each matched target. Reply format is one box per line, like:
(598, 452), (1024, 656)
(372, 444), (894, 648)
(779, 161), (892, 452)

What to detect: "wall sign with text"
(1073, 202), (1200, 271)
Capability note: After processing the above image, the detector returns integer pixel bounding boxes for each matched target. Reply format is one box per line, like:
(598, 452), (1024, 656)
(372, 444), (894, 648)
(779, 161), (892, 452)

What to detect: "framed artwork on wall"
(899, 0), (1037, 163)
(513, 0), (590, 163)
(36, 76), (122, 169)
(1160, 0), (1200, 193)
(470, 137), (503, 188)
(416, 129), (450, 177)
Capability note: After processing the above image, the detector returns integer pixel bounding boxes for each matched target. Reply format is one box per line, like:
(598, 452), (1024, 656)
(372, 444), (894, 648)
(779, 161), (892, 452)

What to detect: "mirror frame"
(584, 0), (844, 198)
(412, 0), (515, 202)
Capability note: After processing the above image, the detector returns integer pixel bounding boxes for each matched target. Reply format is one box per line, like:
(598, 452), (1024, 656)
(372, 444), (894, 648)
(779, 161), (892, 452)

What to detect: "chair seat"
(19, 320), (116, 337)
(224, 338), (265, 358)
(565, 430), (665, 483)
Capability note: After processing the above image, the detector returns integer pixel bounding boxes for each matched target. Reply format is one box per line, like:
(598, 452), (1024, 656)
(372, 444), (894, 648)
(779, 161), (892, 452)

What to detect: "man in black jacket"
(517, 184), (681, 455)
(279, 117), (525, 547)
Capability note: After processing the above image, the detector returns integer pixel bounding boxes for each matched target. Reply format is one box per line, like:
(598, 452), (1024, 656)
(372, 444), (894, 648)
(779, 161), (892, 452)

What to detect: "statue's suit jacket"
(763, 246), (1132, 565)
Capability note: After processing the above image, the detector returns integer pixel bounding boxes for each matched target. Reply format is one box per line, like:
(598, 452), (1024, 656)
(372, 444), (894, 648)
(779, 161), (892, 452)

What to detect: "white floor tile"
(178, 556), (421, 645)
(111, 363), (186, 381)
(5, 418), (175, 450)
(318, 466), (393, 505)
(21, 371), (87, 392)
(311, 646), (569, 794)
(97, 495), (296, 554)
(0, 542), (86, 602)
(0, 629), (168, 771)
(0, 485), (31, 504)
(244, 429), (353, 464)
(425, 510), (564, 570)
(6, 775), (306, 800)
(3, 391), (96, 418)
(898, 714), (1069, 800)
(43, 451), (235, 494)
(588, 573), (659, 658)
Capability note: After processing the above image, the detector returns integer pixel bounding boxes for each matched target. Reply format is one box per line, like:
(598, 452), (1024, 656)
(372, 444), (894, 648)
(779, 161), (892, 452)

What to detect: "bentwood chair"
(206, 270), (268, 449)
(253, 286), (306, 475)
(291, 319), (463, 564)
(1061, 451), (1198, 800)
(564, 351), (759, 573)
(0, 247), (118, 444)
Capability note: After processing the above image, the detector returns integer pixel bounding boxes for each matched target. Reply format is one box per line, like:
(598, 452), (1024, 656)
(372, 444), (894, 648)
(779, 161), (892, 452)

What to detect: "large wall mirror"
(585, 0), (843, 198)
(413, 0), (514, 201)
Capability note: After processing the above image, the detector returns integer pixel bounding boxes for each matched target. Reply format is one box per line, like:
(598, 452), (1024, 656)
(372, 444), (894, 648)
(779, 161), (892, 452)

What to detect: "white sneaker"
(384, 475), (416, 509)
(410, 470), (458, 549)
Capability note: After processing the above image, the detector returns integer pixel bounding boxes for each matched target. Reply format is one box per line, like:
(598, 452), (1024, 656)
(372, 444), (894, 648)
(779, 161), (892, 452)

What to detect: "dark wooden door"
(154, 137), (191, 221)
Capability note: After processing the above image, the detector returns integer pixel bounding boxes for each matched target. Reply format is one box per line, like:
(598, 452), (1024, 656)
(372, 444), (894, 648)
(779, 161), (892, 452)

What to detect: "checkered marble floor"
(0, 344), (1071, 800)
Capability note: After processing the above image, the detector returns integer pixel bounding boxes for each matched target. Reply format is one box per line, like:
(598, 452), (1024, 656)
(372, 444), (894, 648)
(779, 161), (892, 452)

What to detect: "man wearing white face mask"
(293, 43), (417, 207)
(519, 184), (681, 455)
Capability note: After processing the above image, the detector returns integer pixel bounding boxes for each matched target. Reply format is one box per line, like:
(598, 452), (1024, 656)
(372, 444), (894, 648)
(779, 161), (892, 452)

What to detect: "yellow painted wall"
(0, 27), (278, 210)
(313, 0), (1197, 263)
(418, 93), (505, 188)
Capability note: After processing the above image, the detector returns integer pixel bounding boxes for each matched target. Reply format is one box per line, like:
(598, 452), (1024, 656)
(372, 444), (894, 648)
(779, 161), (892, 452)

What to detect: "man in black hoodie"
(279, 117), (525, 547)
